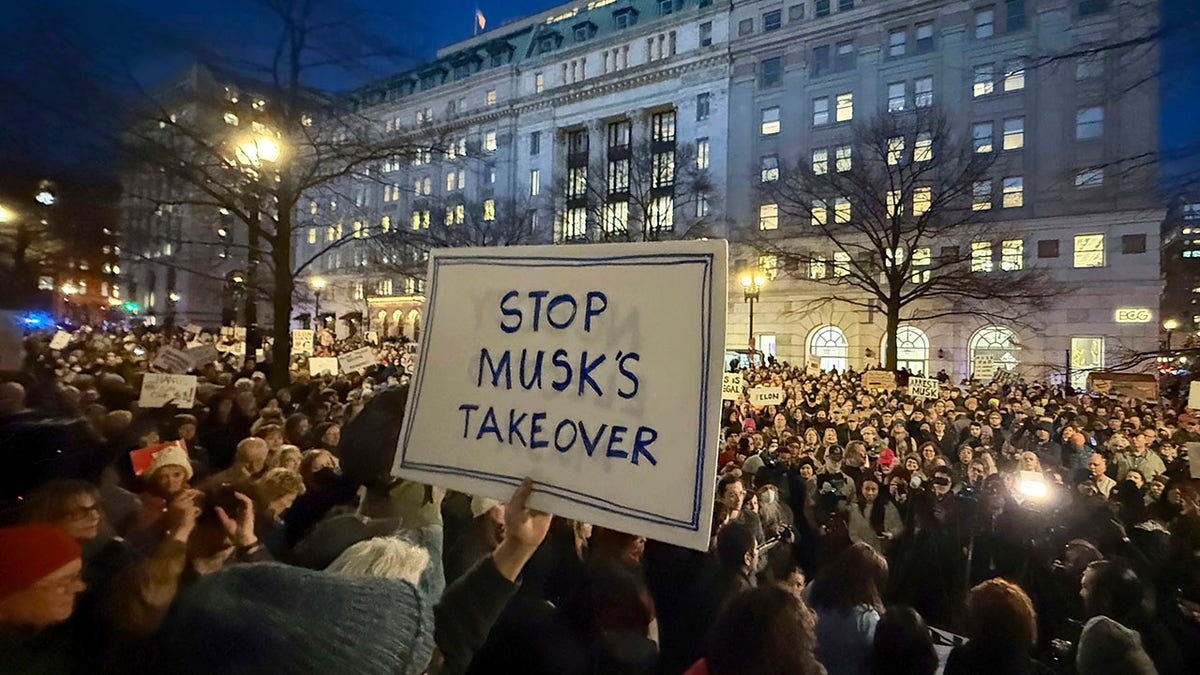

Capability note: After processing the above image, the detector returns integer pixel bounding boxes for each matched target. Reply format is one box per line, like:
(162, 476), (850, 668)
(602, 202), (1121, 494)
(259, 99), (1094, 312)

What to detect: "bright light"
(0, 204), (16, 222)
(754, 275), (766, 287)
(1017, 471), (1048, 500)
(310, 277), (327, 291)
(60, 283), (79, 295)
(740, 275), (752, 287)
(168, 292), (181, 302)
(1164, 318), (1180, 331)
(235, 135), (281, 167)
(232, 274), (245, 284)
(34, 190), (56, 206)
(107, 297), (122, 306)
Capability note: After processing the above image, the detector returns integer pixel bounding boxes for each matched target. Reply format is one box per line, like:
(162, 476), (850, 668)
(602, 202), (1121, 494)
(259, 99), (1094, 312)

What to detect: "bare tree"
(753, 110), (1067, 371)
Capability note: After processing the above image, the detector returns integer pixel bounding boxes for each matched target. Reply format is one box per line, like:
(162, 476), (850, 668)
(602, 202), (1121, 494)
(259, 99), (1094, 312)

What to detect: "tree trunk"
(884, 300), (901, 371)
(269, 209), (294, 389)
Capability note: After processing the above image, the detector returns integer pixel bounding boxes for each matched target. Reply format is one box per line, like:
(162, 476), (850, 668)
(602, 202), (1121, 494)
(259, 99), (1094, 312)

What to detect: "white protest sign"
(151, 347), (193, 374)
(0, 312), (23, 371)
(338, 346), (377, 373)
(49, 331), (71, 350)
(233, 326), (247, 340)
(309, 356), (339, 376)
(1190, 382), (1200, 410)
(393, 240), (727, 551)
(138, 373), (197, 408)
(908, 376), (941, 399)
(721, 373), (743, 401)
(229, 341), (246, 356)
(219, 326), (234, 338)
(292, 329), (314, 355)
(399, 352), (415, 373)
(186, 344), (220, 370)
(749, 386), (784, 407)
(974, 355), (996, 381)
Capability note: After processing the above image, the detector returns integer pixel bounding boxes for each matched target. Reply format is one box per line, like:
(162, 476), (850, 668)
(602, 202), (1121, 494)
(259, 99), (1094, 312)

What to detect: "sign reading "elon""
(1114, 308), (1153, 323)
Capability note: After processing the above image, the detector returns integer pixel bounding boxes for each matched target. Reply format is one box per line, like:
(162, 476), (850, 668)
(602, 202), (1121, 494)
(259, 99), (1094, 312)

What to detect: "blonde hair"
(255, 468), (306, 506)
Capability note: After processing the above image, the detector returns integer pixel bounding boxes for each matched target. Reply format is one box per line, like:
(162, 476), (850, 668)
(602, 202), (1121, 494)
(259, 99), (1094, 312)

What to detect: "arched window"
(407, 309), (421, 342)
(969, 326), (1020, 378)
(881, 326), (930, 374)
(808, 325), (848, 372)
(391, 309), (404, 337)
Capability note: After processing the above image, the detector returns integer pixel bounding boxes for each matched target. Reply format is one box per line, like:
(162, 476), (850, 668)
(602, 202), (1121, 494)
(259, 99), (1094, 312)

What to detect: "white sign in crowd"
(309, 357), (339, 376)
(337, 346), (377, 374)
(138, 373), (198, 408)
(394, 241), (727, 550)
(292, 329), (314, 355)
(721, 373), (743, 401)
(748, 386), (785, 407)
(908, 376), (941, 399)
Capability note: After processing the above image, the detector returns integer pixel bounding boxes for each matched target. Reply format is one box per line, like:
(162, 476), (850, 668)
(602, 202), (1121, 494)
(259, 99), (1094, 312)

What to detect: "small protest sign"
(399, 352), (415, 373)
(974, 355), (996, 381)
(721, 373), (743, 401)
(151, 347), (193, 374)
(1089, 372), (1158, 402)
(292, 329), (314, 355)
(49, 331), (71, 350)
(749, 386), (784, 407)
(1189, 382), (1200, 410)
(130, 441), (184, 476)
(393, 240), (727, 551)
(233, 326), (247, 340)
(338, 346), (377, 373)
(309, 356), (339, 376)
(219, 326), (233, 338)
(138, 374), (197, 408)
(229, 341), (246, 356)
(186, 344), (220, 370)
(862, 370), (898, 391)
(908, 376), (941, 399)
(0, 312), (22, 371)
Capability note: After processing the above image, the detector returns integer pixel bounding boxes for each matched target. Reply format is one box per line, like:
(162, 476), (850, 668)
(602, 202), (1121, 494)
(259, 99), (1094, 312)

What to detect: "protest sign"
(129, 441), (184, 476)
(233, 326), (247, 340)
(219, 326), (234, 338)
(0, 312), (22, 371)
(1189, 382), (1200, 410)
(974, 355), (996, 381)
(309, 357), (339, 376)
(186, 344), (220, 370)
(229, 341), (246, 356)
(151, 347), (193, 374)
(908, 376), (941, 399)
(862, 370), (898, 390)
(292, 329), (314, 355)
(749, 386), (784, 407)
(185, 324), (203, 336)
(399, 352), (415, 373)
(49, 330), (71, 350)
(338, 346), (377, 373)
(721, 373), (743, 401)
(138, 373), (197, 408)
(1089, 371), (1158, 402)
(366, 330), (379, 345)
(393, 240), (727, 551)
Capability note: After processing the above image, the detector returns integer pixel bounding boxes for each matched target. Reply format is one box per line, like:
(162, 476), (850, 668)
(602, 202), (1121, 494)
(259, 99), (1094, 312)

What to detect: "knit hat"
(146, 442), (194, 481)
(1075, 616), (1157, 675)
(0, 524), (82, 599)
(877, 448), (898, 467)
(471, 495), (503, 519)
(156, 562), (435, 675)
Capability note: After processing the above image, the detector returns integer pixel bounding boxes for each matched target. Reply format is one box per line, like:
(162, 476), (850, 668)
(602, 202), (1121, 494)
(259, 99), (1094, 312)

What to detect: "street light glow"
(0, 204), (16, 222)
(740, 275), (752, 288)
(1163, 318), (1180, 331)
(754, 275), (766, 287)
(235, 135), (281, 167)
(310, 277), (327, 291)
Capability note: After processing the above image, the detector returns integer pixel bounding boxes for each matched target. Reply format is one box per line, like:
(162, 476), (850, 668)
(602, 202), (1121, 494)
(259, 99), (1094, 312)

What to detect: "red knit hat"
(0, 524), (82, 598)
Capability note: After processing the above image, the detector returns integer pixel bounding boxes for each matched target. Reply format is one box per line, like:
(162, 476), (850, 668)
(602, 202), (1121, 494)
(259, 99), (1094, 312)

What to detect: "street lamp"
(233, 132), (282, 356)
(310, 277), (327, 328)
(1164, 318), (1180, 352)
(740, 272), (766, 352)
(0, 203), (17, 223)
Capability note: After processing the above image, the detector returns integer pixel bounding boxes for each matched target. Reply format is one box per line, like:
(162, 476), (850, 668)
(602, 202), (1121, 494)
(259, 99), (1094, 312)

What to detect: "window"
(1002, 117), (1024, 150)
(911, 248), (931, 283)
(1074, 234), (1105, 267)
(812, 200), (828, 226)
(764, 9), (782, 31)
(913, 186), (932, 215)
(697, 194), (710, 218)
(1079, 0), (1109, 17)
(811, 45), (830, 77)
(739, 18), (754, 36)
(485, 89), (497, 106)
(889, 29), (906, 57)
(973, 64), (994, 97)
(972, 241), (994, 272)
(915, 22), (934, 52)
(789, 4), (805, 21)
(835, 92), (854, 122)
(568, 166), (588, 198)
(647, 198), (671, 235)
(1001, 239), (1023, 270)
(530, 131), (541, 155)
(835, 144), (852, 172)
(223, 112), (239, 126)
(811, 148), (828, 175)
(353, 281), (365, 300)
(835, 41), (856, 71)
(1003, 61), (1025, 91)
(816, 0), (830, 18)
(1122, 234), (1147, 254)
(834, 196), (851, 223)
(914, 77), (933, 107)
(652, 110), (676, 141)
(659, 0), (673, 15)
(535, 72), (544, 93)
(973, 122), (994, 153)
(700, 22), (713, 47)
(759, 203), (779, 230)
(887, 82), (906, 112)
(813, 97), (829, 126)
(1075, 168), (1103, 189)
(1077, 54), (1104, 80)
(422, 177), (432, 195)
(1076, 107), (1104, 140)
(1002, 176), (1024, 208)
(839, 0), (854, 9)
(381, 216), (391, 232)
(761, 56), (783, 87)
(483, 199), (496, 221)
(975, 8), (995, 38)
(484, 130), (498, 151)
(761, 106), (781, 135)
(887, 190), (903, 217)
(696, 93), (711, 121)
(914, 133), (932, 162)
(307, 227), (317, 244)
(697, 138), (710, 169)
(564, 207), (587, 240)
(530, 169), (541, 196)
(1070, 336), (1104, 390)
(973, 180), (993, 210)
(609, 119), (631, 148)
(762, 155), (780, 182)
(809, 257), (827, 279)
(608, 158), (630, 192)
(887, 136), (905, 165)
(834, 251), (851, 277)
(760, 255), (779, 280)
(1037, 240), (1059, 258)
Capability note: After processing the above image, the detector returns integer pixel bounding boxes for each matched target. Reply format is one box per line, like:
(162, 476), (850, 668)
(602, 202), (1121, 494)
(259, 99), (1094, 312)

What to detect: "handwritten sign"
(151, 347), (193, 374)
(49, 331), (71, 350)
(309, 357), (339, 376)
(1089, 372), (1158, 402)
(721, 373), (743, 401)
(393, 240), (727, 550)
(292, 329), (314, 355)
(138, 373), (197, 408)
(908, 376), (941, 399)
(974, 355), (996, 381)
(749, 386), (784, 407)
(1189, 382), (1200, 410)
(338, 346), (377, 373)
(862, 370), (898, 390)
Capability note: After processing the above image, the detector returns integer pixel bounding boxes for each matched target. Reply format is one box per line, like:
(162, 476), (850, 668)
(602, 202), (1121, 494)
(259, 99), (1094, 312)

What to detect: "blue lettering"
(606, 425), (628, 459)
(476, 406), (502, 442)
(584, 291), (608, 332)
(545, 293), (578, 329)
(579, 421), (608, 457)
(477, 348), (512, 389)
(518, 349), (544, 390)
(631, 426), (659, 466)
(528, 290), (550, 331)
(507, 409), (528, 447)
(530, 412), (548, 449)
(458, 404), (479, 439)
(578, 351), (606, 397)
(617, 351), (640, 399)
(554, 419), (577, 452)
(499, 290), (521, 333)
(551, 348), (572, 392)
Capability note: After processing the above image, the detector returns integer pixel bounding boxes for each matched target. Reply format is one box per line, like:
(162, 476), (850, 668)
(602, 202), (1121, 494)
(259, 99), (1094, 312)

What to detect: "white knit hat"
(147, 442), (194, 481)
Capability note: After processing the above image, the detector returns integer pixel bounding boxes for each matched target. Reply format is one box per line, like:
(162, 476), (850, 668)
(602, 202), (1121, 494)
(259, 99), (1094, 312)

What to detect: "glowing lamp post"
(740, 273), (766, 352)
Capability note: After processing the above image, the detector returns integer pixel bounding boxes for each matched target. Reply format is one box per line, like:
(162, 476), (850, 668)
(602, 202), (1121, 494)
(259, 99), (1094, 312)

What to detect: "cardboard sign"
(138, 373), (197, 408)
(186, 344), (221, 370)
(721, 373), (743, 401)
(1187, 442), (1200, 479)
(151, 347), (193, 374)
(338, 346), (377, 373)
(974, 355), (996, 381)
(1089, 372), (1158, 402)
(862, 370), (898, 390)
(749, 386), (784, 406)
(1189, 382), (1200, 410)
(908, 376), (941, 399)
(309, 357), (339, 376)
(393, 240), (728, 551)
(0, 312), (23, 371)
(130, 441), (184, 476)
(49, 330), (71, 350)
(292, 329), (314, 355)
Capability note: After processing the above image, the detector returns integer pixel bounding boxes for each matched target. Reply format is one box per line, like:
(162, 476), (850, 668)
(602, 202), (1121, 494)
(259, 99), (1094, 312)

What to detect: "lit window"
(223, 112), (239, 126)
(834, 196), (851, 223)
(1002, 176), (1023, 208)
(973, 64), (994, 97)
(812, 200), (828, 226)
(914, 133), (932, 162)
(354, 281), (364, 300)
(457, 170), (466, 190)
(762, 155), (780, 182)
(530, 169), (540, 196)
(915, 77), (933, 107)
(1001, 239), (1024, 270)
(697, 194), (710, 218)
(760, 255), (779, 279)
(973, 123), (994, 153)
(887, 190), (903, 217)
(888, 29), (906, 57)
(484, 130), (498, 151)
(1076, 107), (1103, 140)
(813, 97), (829, 126)
(759, 203), (779, 230)
(326, 225), (336, 241)
(973, 180), (993, 211)
(485, 89), (497, 106)
(887, 82), (906, 112)
(835, 92), (854, 122)
(381, 216), (391, 232)
(834, 251), (851, 277)
(535, 73), (544, 92)
(975, 8), (995, 38)
(886, 247), (905, 268)
(454, 204), (464, 224)
(1075, 168), (1103, 189)
(483, 199), (496, 221)
(811, 148), (828, 175)
(353, 221), (364, 238)
(446, 173), (456, 192)
(307, 228), (317, 244)
(1002, 117), (1024, 150)
(697, 138), (710, 169)
(809, 257), (827, 279)
(972, 241), (994, 272)
(1074, 234), (1105, 267)
(835, 145), (852, 172)
(913, 186), (932, 215)
(912, 247), (931, 283)
(761, 106), (781, 135)
(603, 201), (628, 235)
(887, 137), (905, 165)
(1003, 61), (1025, 91)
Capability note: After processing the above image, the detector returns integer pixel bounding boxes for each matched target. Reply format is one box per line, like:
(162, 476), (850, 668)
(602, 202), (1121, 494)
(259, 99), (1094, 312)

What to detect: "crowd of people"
(1, 325), (1198, 674)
